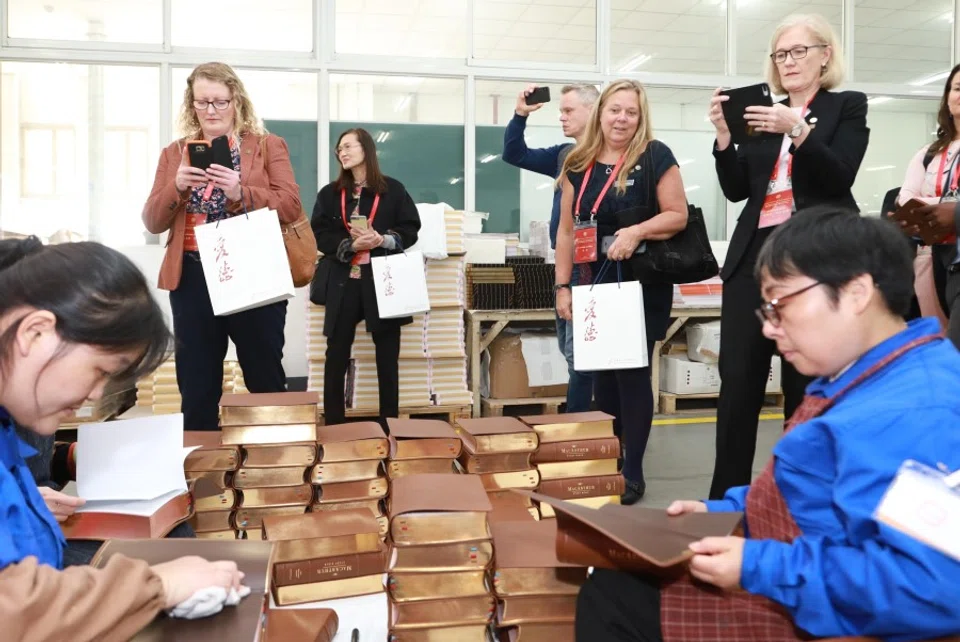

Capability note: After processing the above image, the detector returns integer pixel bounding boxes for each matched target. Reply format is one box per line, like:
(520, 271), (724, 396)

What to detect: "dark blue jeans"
(558, 265), (594, 413)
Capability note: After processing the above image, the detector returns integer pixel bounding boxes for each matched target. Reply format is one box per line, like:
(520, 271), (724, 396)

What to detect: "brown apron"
(659, 333), (940, 642)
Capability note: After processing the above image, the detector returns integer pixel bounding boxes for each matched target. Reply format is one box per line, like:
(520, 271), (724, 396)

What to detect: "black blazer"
(311, 176), (421, 337)
(716, 89), (869, 280)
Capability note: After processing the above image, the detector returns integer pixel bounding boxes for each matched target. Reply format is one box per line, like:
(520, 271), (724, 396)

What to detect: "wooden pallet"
(319, 404), (473, 425)
(480, 396), (566, 417)
(658, 391), (785, 415)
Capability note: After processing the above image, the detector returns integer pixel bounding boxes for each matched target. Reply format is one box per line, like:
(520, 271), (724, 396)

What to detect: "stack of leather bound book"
(387, 474), (496, 641)
(491, 520), (586, 642)
(455, 417), (540, 516)
(185, 431), (241, 540)
(220, 392), (320, 540)
(385, 418), (463, 479)
(263, 508), (388, 606)
(520, 412), (623, 519)
(312, 421), (390, 539)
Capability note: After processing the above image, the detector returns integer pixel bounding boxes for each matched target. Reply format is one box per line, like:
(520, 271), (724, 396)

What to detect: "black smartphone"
(720, 83), (776, 145)
(211, 135), (232, 168)
(525, 86), (551, 106)
(187, 140), (213, 170)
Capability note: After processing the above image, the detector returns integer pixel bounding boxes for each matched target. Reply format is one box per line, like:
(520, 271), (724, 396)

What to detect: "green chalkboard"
(264, 119), (318, 215)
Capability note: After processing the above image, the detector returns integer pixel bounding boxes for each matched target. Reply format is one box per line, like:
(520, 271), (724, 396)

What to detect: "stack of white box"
(306, 302), (327, 411)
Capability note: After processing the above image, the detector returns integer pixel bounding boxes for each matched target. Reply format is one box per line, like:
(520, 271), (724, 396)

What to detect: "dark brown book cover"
(498, 623), (576, 642)
(456, 417), (538, 455)
(531, 437), (621, 464)
(389, 474), (492, 516)
(497, 594), (577, 626)
(537, 475), (625, 501)
(491, 520), (580, 569)
(234, 506), (308, 530)
(62, 491), (193, 540)
(315, 478), (388, 503)
(260, 608), (338, 642)
(387, 458), (458, 479)
(459, 451), (532, 474)
(234, 467), (309, 489)
(387, 419), (462, 459)
(184, 431), (223, 448)
(238, 485), (314, 509)
(242, 443), (318, 468)
(273, 548), (387, 587)
(317, 421), (388, 462)
(191, 509), (234, 533)
(519, 491), (742, 576)
(90, 539), (272, 642)
(487, 492), (537, 524)
(390, 595), (494, 629)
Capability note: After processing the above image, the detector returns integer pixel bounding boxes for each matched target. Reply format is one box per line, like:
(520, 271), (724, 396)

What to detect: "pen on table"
(351, 628), (359, 642)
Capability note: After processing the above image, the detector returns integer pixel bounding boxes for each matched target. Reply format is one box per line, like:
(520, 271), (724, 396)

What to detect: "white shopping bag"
(194, 208), (295, 316)
(572, 279), (648, 371)
(371, 250), (431, 319)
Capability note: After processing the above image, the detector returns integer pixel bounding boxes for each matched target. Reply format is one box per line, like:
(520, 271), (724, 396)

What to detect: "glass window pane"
(7, 0), (163, 44)
(475, 0), (596, 65)
(611, 0), (724, 75)
(736, 1), (842, 78)
(853, 98), (939, 216)
(330, 75), (465, 208)
(171, 0), (312, 52)
(1, 62), (160, 246)
(336, 0), (468, 58)
(855, 1), (952, 84)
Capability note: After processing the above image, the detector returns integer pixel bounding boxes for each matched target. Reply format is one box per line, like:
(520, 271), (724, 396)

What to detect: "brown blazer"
(142, 133), (302, 291)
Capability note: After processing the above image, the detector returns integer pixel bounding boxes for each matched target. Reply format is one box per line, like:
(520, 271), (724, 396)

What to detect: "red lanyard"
(935, 148), (960, 198)
(768, 96), (815, 184)
(341, 188), (380, 230)
(574, 155), (626, 223)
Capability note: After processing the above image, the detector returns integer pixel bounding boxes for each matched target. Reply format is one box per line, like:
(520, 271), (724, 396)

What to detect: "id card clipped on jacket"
(574, 220), (598, 264)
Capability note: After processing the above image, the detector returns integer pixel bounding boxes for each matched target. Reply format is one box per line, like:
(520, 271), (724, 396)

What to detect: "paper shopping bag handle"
(214, 188), (250, 228)
(590, 259), (622, 291)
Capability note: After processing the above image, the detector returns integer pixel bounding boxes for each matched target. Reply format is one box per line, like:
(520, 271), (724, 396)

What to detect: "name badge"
(626, 179), (635, 187)
(874, 459), (960, 562)
(574, 220), (598, 264)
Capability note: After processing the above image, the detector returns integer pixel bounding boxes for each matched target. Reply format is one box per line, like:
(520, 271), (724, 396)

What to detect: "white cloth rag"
(166, 585), (252, 620)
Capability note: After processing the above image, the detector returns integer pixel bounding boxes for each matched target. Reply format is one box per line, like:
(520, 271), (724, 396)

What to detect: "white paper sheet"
(464, 236), (506, 264)
(77, 413), (186, 501)
(268, 588), (389, 642)
(76, 488), (185, 516)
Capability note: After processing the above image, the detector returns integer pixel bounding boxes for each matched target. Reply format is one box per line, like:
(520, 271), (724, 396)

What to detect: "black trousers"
(576, 568), (663, 642)
(170, 253), (287, 431)
(63, 522), (196, 567)
(593, 340), (657, 487)
(710, 229), (811, 500)
(323, 277), (401, 427)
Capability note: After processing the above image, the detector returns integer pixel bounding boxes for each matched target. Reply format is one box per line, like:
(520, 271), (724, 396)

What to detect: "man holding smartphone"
(502, 83), (599, 413)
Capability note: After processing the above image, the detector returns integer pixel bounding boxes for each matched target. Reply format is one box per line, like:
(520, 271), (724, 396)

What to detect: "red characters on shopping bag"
(214, 235), (234, 282)
(583, 296), (598, 342)
(381, 263), (395, 297)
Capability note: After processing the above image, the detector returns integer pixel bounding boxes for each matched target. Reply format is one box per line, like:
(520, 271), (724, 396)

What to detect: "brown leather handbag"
(281, 213), (317, 288)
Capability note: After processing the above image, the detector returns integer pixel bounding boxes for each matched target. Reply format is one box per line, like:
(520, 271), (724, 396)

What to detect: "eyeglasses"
(770, 44), (826, 64)
(337, 142), (360, 154)
(755, 281), (823, 327)
(193, 99), (232, 111)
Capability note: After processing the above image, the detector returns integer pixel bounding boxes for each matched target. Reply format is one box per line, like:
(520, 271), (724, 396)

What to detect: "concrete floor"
(641, 414), (784, 508)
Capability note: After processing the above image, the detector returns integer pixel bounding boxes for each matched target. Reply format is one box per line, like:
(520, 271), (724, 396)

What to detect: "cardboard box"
(485, 332), (568, 399)
(661, 355), (781, 395)
(685, 320), (721, 364)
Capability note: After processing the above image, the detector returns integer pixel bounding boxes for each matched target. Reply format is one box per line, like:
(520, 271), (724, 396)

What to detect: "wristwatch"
(554, 283), (571, 293)
(788, 122), (806, 139)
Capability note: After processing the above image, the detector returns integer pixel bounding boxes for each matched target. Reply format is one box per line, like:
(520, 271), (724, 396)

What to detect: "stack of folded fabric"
(184, 431), (241, 540)
(520, 412), (622, 519)
(220, 392), (319, 539)
(455, 418), (540, 509)
(387, 474), (495, 641)
(312, 421), (390, 539)
(386, 418), (463, 479)
(263, 509), (388, 606)
(491, 519), (586, 641)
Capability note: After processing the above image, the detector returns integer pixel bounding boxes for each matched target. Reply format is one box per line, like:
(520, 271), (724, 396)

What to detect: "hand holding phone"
(516, 84), (550, 117)
(720, 83), (775, 145)
(187, 140), (214, 170)
(176, 144), (209, 192)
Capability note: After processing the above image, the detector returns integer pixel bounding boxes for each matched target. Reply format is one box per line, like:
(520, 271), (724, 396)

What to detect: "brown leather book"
(184, 443), (240, 472)
(220, 391), (319, 426)
(193, 476), (238, 512)
(234, 506), (308, 530)
(315, 478), (389, 503)
(260, 608), (339, 642)
(311, 498), (384, 517)
(498, 623), (576, 642)
(388, 569), (489, 602)
(389, 474), (492, 546)
(519, 412), (615, 444)
(390, 595), (495, 629)
(389, 540), (494, 572)
(536, 459), (618, 481)
(455, 417), (538, 455)
(537, 474), (625, 500)
(262, 509), (383, 564)
(273, 574), (385, 605)
(196, 529), (237, 540)
(184, 431), (223, 448)
(387, 418), (462, 459)
(477, 469), (540, 492)
(274, 548), (388, 587)
(91, 539), (272, 641)
(191, 508), (234, 533)
(317, 421), (389, 462)
(221, 423), (318, 446)
(310, 459), (384, 484)
(242, 443), (318, 468)
(234, 466), (309, 488)
(491, 520), (586, 597)
(61, 491), (193, 540)
(487, 492), (538, 524)
(387, 625), (492, 642)
(531, 437), (621, 464)
(240, 527), (263, 541)
(238, 485), (314, 509)
(539, 495), (618, 519)
(459, 451), (532, 474)
(497, 595), (577, 626)
(186, 469), (232, 489)
(520, 490), (743, 576)
(387, 458), (458, 479)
